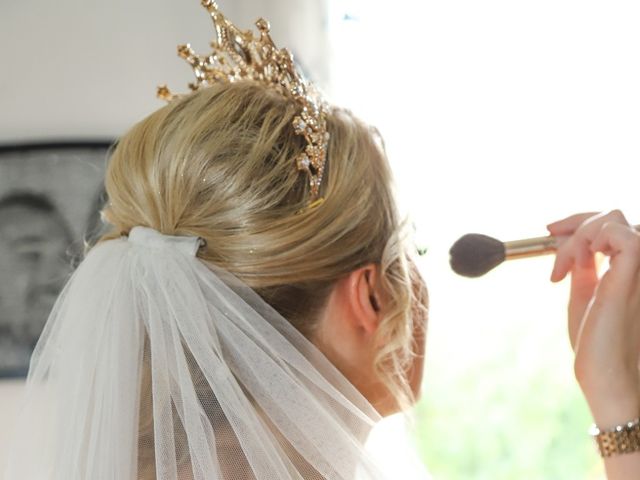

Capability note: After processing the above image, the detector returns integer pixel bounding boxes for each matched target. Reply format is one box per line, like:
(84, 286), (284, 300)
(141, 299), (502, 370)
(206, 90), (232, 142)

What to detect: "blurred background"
(2, 1), (640, 478)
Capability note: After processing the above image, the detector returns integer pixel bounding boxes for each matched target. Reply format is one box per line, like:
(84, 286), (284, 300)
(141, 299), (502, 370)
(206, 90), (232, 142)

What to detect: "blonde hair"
(100, 81), (425, 419)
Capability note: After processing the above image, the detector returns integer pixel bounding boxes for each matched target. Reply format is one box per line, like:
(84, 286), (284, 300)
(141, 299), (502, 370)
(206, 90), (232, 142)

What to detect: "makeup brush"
(449, 232), (561, 278)
(450, 226), (640, 277)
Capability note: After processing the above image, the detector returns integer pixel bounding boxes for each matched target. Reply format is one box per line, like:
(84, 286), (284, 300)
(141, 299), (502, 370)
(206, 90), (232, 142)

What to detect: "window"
(330, 2), (640, 478)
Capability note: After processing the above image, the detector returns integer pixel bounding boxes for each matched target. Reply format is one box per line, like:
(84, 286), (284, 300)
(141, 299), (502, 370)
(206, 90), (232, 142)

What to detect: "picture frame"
(0, 141), (113, 377)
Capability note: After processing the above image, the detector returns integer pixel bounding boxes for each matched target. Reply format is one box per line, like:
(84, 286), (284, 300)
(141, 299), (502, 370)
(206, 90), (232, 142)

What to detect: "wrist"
(585, 389), (640, 430)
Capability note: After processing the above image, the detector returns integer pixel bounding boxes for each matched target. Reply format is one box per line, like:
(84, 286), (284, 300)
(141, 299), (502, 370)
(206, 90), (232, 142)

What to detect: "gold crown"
(157, 0), (329, 202)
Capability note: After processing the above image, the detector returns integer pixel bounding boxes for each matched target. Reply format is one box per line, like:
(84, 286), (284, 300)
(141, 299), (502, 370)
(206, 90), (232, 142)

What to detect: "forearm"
(603, 453), (640, 480)
(547, 211), (640, 479)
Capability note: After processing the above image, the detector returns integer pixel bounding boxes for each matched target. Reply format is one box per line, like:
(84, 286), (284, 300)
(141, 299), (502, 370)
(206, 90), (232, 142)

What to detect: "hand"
(548, 210), (640, 428)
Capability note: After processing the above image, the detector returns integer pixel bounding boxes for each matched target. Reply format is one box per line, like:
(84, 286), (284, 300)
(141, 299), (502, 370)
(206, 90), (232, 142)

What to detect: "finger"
(551, 233), (593, 281)
(551, 210), (630, 281)
(550, 236), (575, 282)
(567, 257), (598, 350)
(590, 222), (640, 297)
(547, 212), (599, 236)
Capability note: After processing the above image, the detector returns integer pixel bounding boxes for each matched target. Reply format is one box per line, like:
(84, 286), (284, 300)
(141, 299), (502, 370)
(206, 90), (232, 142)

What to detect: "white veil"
(4, 226), (389, 480)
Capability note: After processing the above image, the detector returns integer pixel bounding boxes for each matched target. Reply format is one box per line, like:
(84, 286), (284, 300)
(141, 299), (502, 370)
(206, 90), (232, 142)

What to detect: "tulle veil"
(4, 226), (390, 480)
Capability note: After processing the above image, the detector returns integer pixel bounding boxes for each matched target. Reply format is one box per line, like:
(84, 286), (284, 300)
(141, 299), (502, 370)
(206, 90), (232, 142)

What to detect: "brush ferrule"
(504, 235), (557, 259)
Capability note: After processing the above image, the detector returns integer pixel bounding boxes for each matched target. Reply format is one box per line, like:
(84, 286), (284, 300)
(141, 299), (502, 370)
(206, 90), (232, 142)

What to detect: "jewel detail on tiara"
(157, 0), (329, 201)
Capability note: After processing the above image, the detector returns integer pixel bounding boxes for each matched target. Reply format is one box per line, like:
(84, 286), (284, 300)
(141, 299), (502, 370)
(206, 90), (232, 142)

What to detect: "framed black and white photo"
(0, 142), (112, 377)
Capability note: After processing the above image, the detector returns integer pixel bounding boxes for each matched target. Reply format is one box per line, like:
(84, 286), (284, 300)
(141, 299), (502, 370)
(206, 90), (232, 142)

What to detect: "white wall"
(0, 381), (23, 466)
(0, 0), (328, 143)
(0, 0), (328, 469)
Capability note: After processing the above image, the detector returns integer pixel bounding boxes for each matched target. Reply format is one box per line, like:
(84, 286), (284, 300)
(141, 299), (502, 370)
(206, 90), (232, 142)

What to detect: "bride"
(4, 2), (640, 479)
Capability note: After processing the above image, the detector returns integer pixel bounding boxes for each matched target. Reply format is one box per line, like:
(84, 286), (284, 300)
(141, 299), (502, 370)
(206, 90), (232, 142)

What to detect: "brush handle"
(504, 225), (640, 261)
(504, 236), (558, 259)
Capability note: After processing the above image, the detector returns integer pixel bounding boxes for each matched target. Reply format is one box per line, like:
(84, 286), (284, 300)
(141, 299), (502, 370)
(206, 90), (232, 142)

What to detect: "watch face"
(0, 142), (112, 377)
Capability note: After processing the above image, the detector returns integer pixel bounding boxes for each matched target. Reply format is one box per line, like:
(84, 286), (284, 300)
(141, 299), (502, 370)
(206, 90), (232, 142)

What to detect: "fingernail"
(546, 223), (558, 234)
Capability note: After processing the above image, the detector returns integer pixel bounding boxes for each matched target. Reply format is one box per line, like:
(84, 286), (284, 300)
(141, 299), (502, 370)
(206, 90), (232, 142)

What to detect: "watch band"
(589, 417), (640, 457)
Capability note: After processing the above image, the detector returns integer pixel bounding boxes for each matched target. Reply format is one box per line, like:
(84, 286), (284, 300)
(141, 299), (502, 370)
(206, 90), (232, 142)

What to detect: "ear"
(344, 263), (384, 336)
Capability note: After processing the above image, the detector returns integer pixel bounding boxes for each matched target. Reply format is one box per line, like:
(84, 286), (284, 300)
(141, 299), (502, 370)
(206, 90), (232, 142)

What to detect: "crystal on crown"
(157, 0), (329, 201)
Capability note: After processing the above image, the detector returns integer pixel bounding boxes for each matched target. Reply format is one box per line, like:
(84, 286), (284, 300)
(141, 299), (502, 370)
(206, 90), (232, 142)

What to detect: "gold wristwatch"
(589, 417), (640, 457)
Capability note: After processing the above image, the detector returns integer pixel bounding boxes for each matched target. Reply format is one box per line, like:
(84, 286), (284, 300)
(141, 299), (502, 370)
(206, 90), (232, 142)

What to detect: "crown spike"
(158, 1), (329, 202)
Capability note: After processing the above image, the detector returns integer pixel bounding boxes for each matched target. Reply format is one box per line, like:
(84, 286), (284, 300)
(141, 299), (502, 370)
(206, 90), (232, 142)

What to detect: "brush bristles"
(449, 233), (506, 277)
